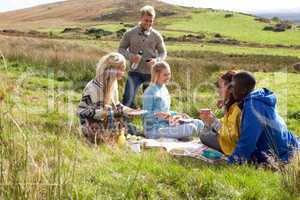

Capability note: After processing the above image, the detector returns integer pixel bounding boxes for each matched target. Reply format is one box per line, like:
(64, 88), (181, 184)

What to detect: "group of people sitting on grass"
(77, 5), (299, 165)
(77, 52), (300, 165)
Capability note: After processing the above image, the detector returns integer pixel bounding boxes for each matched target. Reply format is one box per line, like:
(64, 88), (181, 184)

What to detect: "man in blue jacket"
(228, 71), (299, 164)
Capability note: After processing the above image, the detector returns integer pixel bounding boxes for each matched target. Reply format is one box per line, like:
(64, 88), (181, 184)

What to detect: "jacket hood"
(244, 88), (277, 107)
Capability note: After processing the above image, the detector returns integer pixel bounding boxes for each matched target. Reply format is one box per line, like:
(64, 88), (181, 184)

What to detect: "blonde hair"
(140, 5), (156, 18)
(151, 61), (170, 83)
(95, 52), (126, 105)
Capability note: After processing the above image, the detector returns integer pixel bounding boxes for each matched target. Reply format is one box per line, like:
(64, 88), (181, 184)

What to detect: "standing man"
(119, 5), (167, 108)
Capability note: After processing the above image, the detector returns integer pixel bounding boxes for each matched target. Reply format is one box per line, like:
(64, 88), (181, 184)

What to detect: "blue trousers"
(122, 71), (151, 108)
(145, 119), (204, 140)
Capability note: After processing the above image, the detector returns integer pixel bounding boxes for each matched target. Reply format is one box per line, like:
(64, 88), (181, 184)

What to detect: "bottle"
(117, 129), (126, 146)
(107, 107), (114, 129)
(131, 50), (143, 70)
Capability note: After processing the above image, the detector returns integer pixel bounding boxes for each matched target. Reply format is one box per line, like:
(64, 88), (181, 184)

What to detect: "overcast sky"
(0, 0), (300, 13)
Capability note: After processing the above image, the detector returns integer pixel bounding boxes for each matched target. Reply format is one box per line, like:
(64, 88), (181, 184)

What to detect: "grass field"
(167, 43), (300, 58)
(163, 10), (300, 46)
(1, 60), (300, 199)
(52, 38), (300, 59)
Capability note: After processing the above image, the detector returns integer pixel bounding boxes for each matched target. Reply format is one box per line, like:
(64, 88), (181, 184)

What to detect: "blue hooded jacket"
(228, 88), (299, 164)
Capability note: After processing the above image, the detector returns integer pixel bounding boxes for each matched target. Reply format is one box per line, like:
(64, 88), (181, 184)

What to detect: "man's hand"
(130, 54), (142, 64)
(146, 58), (156, 67)
(104, 104), (112, 110)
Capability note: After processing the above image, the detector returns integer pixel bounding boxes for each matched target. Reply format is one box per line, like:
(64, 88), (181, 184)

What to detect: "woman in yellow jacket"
(199, 71), (242, 156)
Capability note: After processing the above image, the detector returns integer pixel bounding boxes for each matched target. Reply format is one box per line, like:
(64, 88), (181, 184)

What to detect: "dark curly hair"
(216, 71), (236, 112)
(232, 71), (256, 102)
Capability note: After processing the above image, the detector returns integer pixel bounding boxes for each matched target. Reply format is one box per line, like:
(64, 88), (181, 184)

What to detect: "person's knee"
(189, 123), (198, 133)
(199, 131), (207, 141)
(199, 127), (212, 141)
(190, 119), (204, 133)
(180, 123), (198, 137)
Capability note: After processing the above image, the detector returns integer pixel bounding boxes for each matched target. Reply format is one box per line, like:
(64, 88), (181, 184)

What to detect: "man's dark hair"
(232, 71), (256, 101)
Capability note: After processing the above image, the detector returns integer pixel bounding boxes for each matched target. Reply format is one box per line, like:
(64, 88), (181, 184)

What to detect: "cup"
(198, 108), (211, 114)
(129, 141), (141, 153)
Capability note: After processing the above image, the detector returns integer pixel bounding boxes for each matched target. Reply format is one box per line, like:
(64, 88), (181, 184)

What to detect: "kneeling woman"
(142, 61), (204, 139)
(77, 52), (133, 144)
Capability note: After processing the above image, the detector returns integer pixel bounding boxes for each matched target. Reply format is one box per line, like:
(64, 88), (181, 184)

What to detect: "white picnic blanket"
(141, 138), (203, 152)
(140, 138), (226, 164)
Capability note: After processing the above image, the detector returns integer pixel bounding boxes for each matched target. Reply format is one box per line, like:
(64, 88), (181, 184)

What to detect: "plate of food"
(126, 110), (148, 116)
(178, 118), (193, 123)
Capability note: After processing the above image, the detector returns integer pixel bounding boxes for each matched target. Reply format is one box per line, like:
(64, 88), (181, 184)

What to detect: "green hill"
(162, 9), (300, 46)
(1, 0), (300, 46)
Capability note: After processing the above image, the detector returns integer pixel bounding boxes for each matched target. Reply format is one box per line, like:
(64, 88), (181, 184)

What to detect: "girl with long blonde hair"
(77, 52), (134, 143)
(95, 52), (126, 106)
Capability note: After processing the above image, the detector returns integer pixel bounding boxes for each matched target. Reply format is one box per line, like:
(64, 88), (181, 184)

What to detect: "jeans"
(145, 119), (204, 140)
(122, 71), (151, 108)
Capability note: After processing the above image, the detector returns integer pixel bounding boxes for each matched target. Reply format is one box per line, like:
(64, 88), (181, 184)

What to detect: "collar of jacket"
(138, 24), (152, 36)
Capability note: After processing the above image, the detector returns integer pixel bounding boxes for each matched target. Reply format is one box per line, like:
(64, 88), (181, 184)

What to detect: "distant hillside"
(1, 0), (300, 46)
(254, 8), (300, 24)
(256, 13), (300, 25)
(0, 0), (180, 29)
